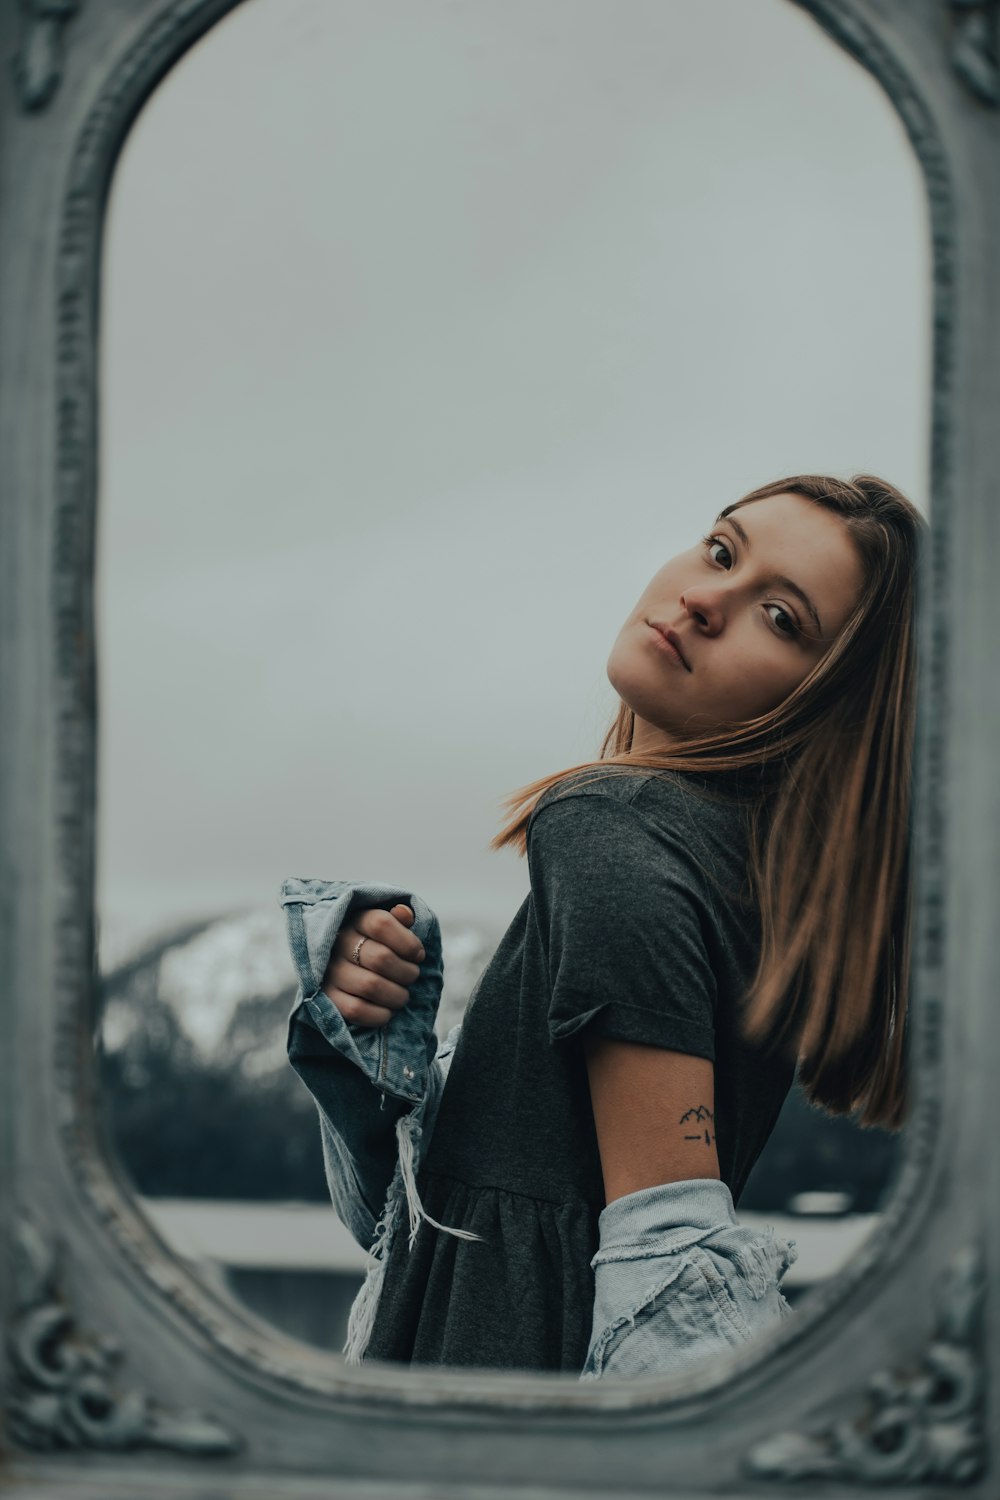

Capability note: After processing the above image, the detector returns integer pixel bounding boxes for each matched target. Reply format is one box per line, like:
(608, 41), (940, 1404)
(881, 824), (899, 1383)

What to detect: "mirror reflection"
(96, 0), (930, 1375)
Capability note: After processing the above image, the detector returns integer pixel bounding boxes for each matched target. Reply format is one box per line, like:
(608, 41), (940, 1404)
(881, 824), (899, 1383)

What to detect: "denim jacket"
(282, 876), (798, 1377)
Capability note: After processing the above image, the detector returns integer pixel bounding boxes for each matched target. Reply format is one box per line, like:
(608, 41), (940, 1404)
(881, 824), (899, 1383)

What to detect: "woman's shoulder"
(531, 764), (759, 822)
(532, 766), (646, 810)
(527, 765), (763, 880)
(523, 767), (762, 933)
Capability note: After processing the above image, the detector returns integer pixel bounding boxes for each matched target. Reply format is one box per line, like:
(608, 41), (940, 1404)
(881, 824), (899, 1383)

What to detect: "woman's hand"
(321, 903), (426, 1028)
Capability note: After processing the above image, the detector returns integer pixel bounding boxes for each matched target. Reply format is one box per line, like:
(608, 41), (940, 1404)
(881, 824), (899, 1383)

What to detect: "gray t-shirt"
(364, 766), (797, 1372)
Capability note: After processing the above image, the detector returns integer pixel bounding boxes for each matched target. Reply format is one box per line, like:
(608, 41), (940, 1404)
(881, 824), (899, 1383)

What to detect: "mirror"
(95, 0), (930, 1372)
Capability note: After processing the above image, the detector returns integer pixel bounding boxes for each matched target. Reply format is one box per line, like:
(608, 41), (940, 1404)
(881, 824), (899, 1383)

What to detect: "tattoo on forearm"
(680, 1104), (715, 1147)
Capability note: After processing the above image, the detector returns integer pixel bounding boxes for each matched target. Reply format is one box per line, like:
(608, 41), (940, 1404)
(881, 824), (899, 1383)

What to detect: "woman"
(285, 472), (923, 1378)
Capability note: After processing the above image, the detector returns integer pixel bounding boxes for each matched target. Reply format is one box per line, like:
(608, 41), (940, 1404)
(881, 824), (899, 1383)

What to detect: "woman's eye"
(703, 534), (732, 568)
(765, 603), (799, 638)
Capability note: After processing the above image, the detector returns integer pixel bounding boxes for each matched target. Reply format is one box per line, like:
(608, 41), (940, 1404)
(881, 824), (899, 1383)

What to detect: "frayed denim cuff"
(595, 1177), (740, 1258)
(581, 1178), (798, 1382)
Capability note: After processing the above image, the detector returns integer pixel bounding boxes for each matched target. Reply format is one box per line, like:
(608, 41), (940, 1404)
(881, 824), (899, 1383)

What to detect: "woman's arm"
(581, 1035), (796, 1382)
(584, 1036), (719, 1200)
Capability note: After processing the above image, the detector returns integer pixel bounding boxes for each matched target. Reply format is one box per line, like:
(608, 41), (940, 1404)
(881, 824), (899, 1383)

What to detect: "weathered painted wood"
(1, 0), (996, 1492)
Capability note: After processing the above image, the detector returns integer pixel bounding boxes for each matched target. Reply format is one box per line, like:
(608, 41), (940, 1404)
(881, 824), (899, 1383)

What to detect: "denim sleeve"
(579, 1178), (798, 1381)
(282, 877), (458, 1251)
(287, 1002), (407, 1249)
(288, 1009), (463, 1250)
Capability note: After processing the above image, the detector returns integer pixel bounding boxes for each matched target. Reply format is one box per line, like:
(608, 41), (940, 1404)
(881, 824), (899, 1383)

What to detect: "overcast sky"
(97, 0), (931, 963)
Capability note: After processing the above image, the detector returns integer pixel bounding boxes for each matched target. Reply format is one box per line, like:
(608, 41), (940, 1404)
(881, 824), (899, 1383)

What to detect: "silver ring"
(351, 936), (370, 967)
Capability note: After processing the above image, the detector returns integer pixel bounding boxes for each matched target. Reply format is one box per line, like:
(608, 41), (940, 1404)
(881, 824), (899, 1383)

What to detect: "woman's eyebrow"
(716, 512), (824, 636)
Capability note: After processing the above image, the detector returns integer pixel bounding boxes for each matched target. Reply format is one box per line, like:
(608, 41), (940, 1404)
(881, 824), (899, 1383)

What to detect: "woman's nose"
(679, 584), (725, 636)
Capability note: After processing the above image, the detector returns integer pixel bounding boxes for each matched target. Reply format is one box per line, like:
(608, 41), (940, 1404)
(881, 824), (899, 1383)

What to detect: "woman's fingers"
(325, 952), (413, 1009)
(320, 903), (426, 1027)
(335, 920), (423, 986)
(338, 906), (424, 972)
(323, 987), (397, 1029)
(364, 904), (425, 964)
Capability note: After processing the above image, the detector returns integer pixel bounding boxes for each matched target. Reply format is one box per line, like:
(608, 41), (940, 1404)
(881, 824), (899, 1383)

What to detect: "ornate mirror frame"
(2, 0), (998, 1494)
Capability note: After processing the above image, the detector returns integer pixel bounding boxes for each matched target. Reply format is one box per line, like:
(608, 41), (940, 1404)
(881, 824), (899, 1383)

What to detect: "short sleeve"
(527, 791), (717, 1060)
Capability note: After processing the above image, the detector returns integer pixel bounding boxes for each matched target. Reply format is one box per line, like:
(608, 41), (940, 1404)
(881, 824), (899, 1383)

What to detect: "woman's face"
(607, 492), (865, 753)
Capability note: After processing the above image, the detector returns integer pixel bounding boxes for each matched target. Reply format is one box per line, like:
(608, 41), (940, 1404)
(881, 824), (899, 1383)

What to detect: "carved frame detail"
(12, 0), (83, 112)
(745, 1239), (988, 1485)
(6, 1218), (240, 1456)
(947, 0), (1000, 104)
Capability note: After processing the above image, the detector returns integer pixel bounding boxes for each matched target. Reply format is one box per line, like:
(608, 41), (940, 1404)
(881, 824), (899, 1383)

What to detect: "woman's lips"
(647, 622), (691, 670)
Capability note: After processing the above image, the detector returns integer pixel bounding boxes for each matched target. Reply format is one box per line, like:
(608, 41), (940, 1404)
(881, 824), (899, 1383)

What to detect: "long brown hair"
(490, 474), (924, 1132)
